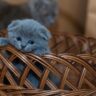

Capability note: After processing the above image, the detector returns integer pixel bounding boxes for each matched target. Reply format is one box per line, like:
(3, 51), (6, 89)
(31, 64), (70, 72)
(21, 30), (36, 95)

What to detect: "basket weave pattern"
(0, 84), (96, 96)
(0, 35), (96, 95)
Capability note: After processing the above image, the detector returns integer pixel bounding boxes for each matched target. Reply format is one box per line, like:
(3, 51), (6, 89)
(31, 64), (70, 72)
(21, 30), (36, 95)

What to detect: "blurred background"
(50, 0), (87, 35)
(50, 0), (96, 38)
(1, 0), (96, 38)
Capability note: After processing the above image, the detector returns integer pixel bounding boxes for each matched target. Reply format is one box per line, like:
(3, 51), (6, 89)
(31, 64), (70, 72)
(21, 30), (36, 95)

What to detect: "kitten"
(0, 19), (51, 87)
(0, 0), (58, 30)
(0, 19), (51, 55)
(28, 0), (58, 27)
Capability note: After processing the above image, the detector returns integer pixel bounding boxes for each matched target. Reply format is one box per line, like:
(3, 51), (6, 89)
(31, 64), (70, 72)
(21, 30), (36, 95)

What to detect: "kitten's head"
(7, 19), (51, 55)
(28, 0), (58, 27)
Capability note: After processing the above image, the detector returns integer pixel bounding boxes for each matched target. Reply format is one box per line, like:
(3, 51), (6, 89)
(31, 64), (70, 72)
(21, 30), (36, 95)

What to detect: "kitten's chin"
(21, 48), (32, 53)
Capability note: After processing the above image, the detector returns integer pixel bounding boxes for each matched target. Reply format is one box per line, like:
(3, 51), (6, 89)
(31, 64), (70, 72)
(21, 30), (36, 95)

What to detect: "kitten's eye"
(28, 40), (34, 44)
(16, 37), (21, 41)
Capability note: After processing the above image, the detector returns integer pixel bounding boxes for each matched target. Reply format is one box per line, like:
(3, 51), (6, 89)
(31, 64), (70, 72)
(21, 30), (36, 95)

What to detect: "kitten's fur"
(28, 0), (58, 27)
(0, 19), (51, 87)
(0, 0), (58, 29)
(0, 19), (51, 55)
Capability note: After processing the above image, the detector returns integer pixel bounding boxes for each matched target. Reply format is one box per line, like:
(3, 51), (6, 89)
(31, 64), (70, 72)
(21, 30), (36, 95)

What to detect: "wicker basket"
(0, 33), (96, 96)
(50, 34), (96, 54)
(0, 84), (96, 96)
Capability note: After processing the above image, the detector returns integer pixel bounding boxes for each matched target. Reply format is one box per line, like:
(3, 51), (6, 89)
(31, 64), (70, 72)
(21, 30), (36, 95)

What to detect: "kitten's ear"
(7, 20), (21, 32)
(0, 37), (8, 46)
(8, 20), (20, 28)
(40, 28), (52, 40)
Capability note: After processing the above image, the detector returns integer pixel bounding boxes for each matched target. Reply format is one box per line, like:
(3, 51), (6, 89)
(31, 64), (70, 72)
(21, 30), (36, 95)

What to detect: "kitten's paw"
(0, 38), (8, 46)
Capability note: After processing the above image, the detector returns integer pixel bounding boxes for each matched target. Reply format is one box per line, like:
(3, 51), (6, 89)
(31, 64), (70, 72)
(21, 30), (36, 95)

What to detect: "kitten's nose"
(21, 45), (26, 49)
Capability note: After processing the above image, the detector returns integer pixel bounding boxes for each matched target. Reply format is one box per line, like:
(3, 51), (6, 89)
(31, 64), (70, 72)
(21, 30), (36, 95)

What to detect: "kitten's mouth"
(21, 45), (26, 49)
(20, 48), (32, 53)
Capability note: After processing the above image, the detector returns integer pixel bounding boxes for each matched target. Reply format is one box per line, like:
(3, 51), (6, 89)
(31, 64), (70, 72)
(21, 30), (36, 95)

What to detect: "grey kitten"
(0, 19), (51, 87)
(0, 0), (58, 30)
(28, 0), (58, 27)
(0, 19), (51, 55)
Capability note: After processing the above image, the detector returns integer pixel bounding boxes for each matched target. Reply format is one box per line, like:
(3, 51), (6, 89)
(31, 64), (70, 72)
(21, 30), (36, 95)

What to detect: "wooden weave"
(0, 84), (96, 96)
(50, 34), (96, 54)
(0, 34), (96, 95)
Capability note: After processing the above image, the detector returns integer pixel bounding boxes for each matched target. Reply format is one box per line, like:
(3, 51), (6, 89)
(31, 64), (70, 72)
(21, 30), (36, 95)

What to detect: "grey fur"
(0, 19), (51, 55)
(28, 0), (58, 27)
(0, 19), (52, 87)
(0, 38), (8, 46)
